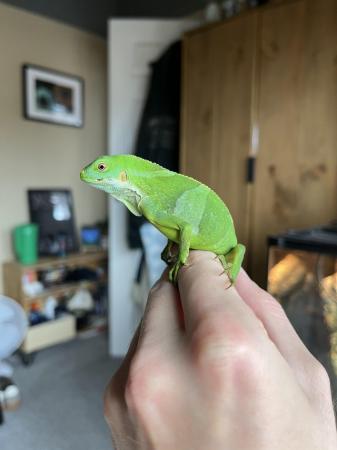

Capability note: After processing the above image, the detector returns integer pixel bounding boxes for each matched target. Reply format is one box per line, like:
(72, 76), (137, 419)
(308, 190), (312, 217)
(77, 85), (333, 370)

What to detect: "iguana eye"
(98, 163), (107, 171)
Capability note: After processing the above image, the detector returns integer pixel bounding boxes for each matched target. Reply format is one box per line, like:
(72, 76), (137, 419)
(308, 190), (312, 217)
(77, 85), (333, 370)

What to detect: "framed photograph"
(23, 64), (84, 127)
(28, 189), (79, 256)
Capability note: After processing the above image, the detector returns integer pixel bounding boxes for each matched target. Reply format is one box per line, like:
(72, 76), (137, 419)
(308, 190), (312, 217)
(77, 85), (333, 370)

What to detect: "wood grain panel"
(251, 0), (337, 285)
(181, 0), (337, 285)
(297, 0), (337, 225)
(251, 0), (306, 285)
(180, 29), (216, 187)
(181, 16), (257, 247)
(211, 15), (257, 245)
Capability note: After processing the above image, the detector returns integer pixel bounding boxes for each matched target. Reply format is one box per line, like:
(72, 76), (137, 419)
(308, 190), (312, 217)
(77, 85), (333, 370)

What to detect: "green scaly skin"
(80, 155), (245, 285)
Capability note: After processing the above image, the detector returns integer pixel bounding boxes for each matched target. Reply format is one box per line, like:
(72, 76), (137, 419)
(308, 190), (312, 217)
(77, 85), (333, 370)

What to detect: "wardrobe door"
(181, 27), (217, 188)
(251, 0), (337, 285)
(295, 0), (337, 225)
(181, 14), (257, 247)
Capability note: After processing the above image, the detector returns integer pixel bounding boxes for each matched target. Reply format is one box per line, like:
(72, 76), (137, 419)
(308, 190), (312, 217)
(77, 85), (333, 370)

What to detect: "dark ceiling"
(0, 0), (203, 37)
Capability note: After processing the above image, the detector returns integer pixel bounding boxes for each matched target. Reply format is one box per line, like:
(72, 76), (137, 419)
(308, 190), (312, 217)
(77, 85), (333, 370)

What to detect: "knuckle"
(308, 359), (331, 392)
(295, 354), (333, 407)
(190, 316), (228, 364)
(125, 356), (169, 415)
(190, 313), (261, 385)
(267, 295), (285, 316)
(190, 313), (247, 356)
(124, 373), (142, 413)
(259, 289), (287, 319)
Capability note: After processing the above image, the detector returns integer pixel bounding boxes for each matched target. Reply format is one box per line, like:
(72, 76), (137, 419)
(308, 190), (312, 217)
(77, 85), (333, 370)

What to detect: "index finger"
(177, 251), (266, 340)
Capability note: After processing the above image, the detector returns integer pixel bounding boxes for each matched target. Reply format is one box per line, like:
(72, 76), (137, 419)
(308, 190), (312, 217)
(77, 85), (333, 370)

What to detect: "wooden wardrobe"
(180, 0), (337, 286)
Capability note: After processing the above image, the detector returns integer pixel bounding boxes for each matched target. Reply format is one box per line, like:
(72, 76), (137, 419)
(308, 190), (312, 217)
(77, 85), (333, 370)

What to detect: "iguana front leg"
(169, 224), (192, 283)
(140, 199), (192, 283)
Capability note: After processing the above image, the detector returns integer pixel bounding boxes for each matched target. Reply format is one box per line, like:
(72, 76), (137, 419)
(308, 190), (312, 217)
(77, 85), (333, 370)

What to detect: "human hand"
(104, 251), (337, 450)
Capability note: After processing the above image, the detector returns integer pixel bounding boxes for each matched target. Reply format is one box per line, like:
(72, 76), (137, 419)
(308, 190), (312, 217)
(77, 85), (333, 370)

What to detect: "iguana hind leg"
(218, 243), (245, 286)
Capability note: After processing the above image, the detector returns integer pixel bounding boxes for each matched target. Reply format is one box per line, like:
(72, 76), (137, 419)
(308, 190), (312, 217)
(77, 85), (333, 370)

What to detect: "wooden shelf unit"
(2, 250), (108, 357)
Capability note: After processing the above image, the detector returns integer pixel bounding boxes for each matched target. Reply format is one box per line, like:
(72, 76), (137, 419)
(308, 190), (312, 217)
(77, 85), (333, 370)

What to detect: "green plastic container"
(13, 223), (38, 265)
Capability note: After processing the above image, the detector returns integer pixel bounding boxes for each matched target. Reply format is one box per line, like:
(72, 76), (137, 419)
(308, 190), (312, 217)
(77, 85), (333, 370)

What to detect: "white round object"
(205, 2), (222, 23)
(0, 296), (28, 360)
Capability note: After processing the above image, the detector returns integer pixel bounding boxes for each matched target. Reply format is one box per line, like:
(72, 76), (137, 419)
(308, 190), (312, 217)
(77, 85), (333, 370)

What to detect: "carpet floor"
(0, 335), (121, 450)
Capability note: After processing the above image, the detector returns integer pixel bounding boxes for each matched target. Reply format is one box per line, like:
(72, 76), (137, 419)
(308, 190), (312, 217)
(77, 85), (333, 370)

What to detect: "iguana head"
(80, 155), (127, 191)
(80, 154), (142, 216)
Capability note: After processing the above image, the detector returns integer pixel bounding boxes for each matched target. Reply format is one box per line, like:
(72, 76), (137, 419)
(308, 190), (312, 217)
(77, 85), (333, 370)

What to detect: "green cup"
(13, 224), (38, 265)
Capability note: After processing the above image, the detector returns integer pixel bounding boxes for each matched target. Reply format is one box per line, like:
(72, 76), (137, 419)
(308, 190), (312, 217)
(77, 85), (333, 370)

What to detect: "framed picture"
(23, 64), (84, 127)
(28, 189), (79, 256)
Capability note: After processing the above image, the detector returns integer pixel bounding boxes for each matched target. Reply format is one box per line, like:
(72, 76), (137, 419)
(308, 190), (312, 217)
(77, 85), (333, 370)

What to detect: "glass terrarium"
(267, 224), (337, 401)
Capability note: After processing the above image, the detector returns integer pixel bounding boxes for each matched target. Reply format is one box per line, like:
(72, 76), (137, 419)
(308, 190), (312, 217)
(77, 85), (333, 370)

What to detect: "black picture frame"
(22, 64), (84, 128)
(28, 189), (79, 256)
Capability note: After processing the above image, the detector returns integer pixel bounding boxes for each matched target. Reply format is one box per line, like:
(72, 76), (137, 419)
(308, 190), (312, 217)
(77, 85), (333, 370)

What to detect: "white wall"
(0, 3), (107, 293)
(107, 19), (197, 357)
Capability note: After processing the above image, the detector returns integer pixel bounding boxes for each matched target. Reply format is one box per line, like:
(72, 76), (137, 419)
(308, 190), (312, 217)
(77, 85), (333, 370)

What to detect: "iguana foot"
(217, 244), (245, 286)
(169, 260), (183, 284)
